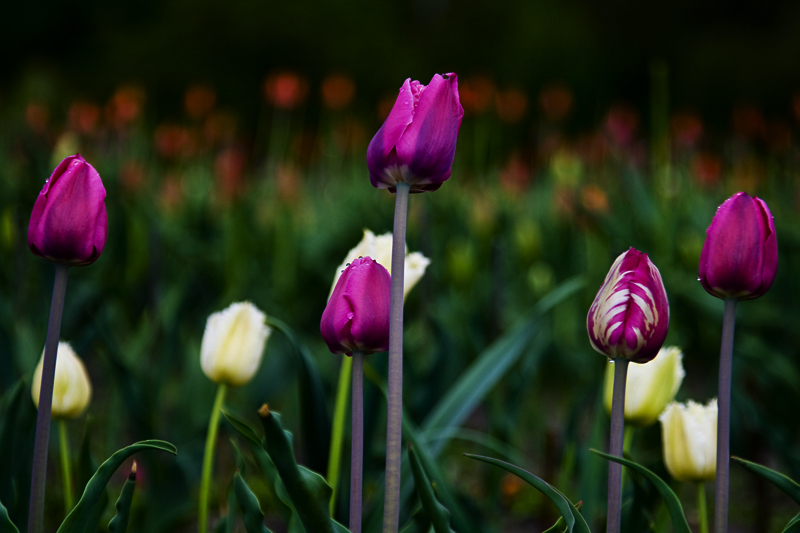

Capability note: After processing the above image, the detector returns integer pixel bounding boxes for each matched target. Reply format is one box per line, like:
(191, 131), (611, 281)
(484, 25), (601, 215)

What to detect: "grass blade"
(732, 456), (800, 506)
(408, 446), (453, 533)
(0, 498), (20, 533)
(233, 472), (274, 533)
(108, 462), (137, 533)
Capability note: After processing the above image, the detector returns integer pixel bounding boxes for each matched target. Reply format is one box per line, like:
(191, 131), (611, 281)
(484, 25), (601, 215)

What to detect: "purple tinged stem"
(607, 358), (629, 533)
(383, 182), (409, 533)
(350, 351), (364, 533)
(27, 263), (70, 533)
(714, 298), (737, 533)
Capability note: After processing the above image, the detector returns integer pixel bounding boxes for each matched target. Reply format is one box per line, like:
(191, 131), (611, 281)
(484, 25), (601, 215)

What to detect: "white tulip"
(330, 229), (430, 300)
(31, 342), (92, 419)
(660, 399), (718, 482)
(201, 302), (271, 386)
(603, 346), (685, 427)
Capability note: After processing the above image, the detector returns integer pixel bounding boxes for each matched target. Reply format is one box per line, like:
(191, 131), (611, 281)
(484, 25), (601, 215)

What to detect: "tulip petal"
(367, 79), (416, 190)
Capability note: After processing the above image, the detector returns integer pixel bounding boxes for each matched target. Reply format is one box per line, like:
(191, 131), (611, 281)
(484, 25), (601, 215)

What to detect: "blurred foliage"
(1, 51), (800, 532)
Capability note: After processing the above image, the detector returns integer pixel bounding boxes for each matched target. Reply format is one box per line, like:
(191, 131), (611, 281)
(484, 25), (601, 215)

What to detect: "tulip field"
(2, 68), (800, 533)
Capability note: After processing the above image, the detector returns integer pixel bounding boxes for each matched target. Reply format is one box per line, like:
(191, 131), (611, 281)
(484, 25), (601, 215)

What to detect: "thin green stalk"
(327, 356), (353, 515)
(698, 482), (708, 533)
(199, 383), (228, 533)
(607, 358), (629, 533)
(383, 181), (410, 533)
(350, 351), (364, 533)
(28, 263), (70, 533)
(58, 420), (74, 513)
(714, 298), (737, 533)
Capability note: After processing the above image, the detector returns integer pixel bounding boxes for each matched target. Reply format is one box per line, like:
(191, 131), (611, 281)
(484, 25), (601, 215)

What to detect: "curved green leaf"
(58, 440), (177, 533)
(258, 406), (335, 533)
(782, 512), (800, 533)
(108, 464), (137, 533)
(541, 516), (566, 533)
(591, 449), (691, 533)
(409, 446), (453, 533)
(233, 472), (273, 533)
(222, 409), (264, 448)
(732, 456), (800, 505)
(464, 454), (589, 533)
(0, 498), (20, 533)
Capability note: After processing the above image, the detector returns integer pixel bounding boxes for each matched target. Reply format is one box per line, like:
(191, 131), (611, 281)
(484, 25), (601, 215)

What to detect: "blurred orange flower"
(605, 105), (638, 146)
(691, 152), (721, 188)
(26, 102), (49, 135)
(215, 147), (247, 200)
(581, 184), (609, 214)
(108, 85), (145, 129)
(264, 72), (308, 110)
(459, 76), (495, 115)
(321, 74), (356, 110)
(154, 124), (192, 159)
(539, 83), (574, 122)
(185, 84), (217, 120)
(670, 112), (703, 150)
(731, 104), (766, 140)
(495, 88), (528, 123)
(499, 152), (531, 193)
(204, 111), (238, 147)
(68, 101), (101, 135)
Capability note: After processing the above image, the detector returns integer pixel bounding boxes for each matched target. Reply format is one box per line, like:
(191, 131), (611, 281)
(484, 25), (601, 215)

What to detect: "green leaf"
(408, 446), (453, 533)
(591, 449), (691, 533)
(222, 409), (264, 448)
(0, 498), (20, 533)
(464, 454), (588, 533)
(233, 472), (274, 533)
(422, 277), (584, 456)
(541, 515), (567, 533)
(58, 440), (177, 533)
(782, 512), (800, 532)
(258, 407), (335, 533)
(266, 316), (332, 475)
(107, 464), (137, 533)
(732, 456), (800, 505)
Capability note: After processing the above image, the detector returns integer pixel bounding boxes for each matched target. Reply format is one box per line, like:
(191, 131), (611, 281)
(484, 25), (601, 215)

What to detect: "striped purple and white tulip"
(587, 247), (670, 363)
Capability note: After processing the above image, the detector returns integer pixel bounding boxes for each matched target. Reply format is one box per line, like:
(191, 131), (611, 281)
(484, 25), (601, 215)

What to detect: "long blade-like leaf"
(782, 512), (800, 533)
(422, 277), (584, 455)
(408, 446), (453, 533)
(58, 440), (177, 533)
(233, 472), (274, 533)
(591, 449), (691, 533)
(0, 498), (19, 533)
(464, 454), (589, 533)
(266, 316), (331, 475)
(732, 456), (800, 505)
(108, 464), (137, 533)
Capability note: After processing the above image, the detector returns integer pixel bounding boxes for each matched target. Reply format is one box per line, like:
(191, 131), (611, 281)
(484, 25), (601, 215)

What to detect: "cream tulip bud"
(31, 342), (92, 419)
(200, 302), (271, 387)
(330, 229), (430, 300)
(659, 399), (718, 482)
(603, 346), (685, 427)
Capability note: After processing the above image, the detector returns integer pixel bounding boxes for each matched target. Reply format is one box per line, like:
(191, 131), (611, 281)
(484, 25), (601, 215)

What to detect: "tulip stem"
(27, 263), (70, 533)
(714, 298), (736, 533)
(698, 482), (709, 533)
(350, 351), (365, 533)
(58, 420), (74, 513)
(199, 383), (228, 533)
(383, 181), (410, 533)
(328, 355), (353, 515)
(607, 358), (629, 533)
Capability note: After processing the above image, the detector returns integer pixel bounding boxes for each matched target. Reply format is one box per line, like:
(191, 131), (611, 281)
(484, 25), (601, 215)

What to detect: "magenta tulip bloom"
(699, 192), (777, 300)
(321, 256), (391, 355)
(28, 154), (108, 266)
(367, 73), (464, 193)
(587, 248), (670, 363)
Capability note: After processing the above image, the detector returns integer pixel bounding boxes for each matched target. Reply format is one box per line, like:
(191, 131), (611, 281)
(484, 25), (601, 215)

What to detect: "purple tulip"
(28, 154), (108, 266)
(367, 73), (464, 193)
(699, 192), (777, 300)
(587, 248), (670, 363)
(321, 256), (391, 355)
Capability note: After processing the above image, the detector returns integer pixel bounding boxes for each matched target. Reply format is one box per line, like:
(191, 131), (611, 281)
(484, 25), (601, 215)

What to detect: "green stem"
(383, 182), (410, 533)
(622, 426), (634, 456)
(350, 351), (364, 533)
(28, 263), (70, 533)
(698, 482), (708, 533)
(607, 358), (629, 533)
(327, 356), (353, 514)
(58, 420), (73, 513)
(714, 298), (737, 533)
(199, 383), (228, 533)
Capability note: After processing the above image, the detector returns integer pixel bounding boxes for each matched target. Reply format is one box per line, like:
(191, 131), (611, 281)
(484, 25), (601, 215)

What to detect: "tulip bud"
(330, 229), (430, 300)
(321, 256), (391, 355)
(659, 399), (718, 482)
(603, 346), (685, 426)
(587, 248), (669, 363)
(699, 192), (778, 300)
(368, 73), (464, 193)
(201, 302), (272, 387)
(28, 154), (108, 266)
(31, 342), (92, 419)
